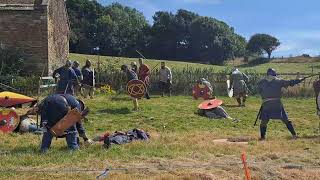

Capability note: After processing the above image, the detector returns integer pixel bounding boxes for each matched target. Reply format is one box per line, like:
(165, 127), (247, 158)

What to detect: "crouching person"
(27, 94), (90, 153)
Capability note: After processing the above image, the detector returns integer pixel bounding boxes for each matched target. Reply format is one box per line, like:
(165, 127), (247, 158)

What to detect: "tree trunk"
(267, 52), (271, 59)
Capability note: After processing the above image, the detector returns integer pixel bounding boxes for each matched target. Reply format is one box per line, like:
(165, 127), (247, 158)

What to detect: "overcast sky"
(98, 0), (320, 57)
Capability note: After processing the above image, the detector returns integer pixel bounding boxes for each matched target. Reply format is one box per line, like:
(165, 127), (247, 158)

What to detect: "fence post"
(241, 152), (251, 180)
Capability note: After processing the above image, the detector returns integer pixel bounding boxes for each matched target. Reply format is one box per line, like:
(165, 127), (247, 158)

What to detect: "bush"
(0, 46), (24, 76)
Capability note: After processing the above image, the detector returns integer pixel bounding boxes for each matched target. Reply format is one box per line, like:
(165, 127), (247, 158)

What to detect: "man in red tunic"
(138, 58), (151, 99)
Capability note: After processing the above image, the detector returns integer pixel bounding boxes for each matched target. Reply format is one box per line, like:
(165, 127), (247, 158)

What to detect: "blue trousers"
(40, 131), (79, 153)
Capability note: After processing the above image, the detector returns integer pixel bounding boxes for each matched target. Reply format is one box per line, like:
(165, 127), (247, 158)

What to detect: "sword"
(254, 105), (263, 126)
(135, 50), (160, 72)
(135, 50), (146, 59)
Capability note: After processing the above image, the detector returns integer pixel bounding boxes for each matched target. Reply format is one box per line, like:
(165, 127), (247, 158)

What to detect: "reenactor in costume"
(199, 78), (214, 97)
(121, 65), (139, 111)
(257, 68), (304, 140)
(138, 58), (151, 99)
(26, 94), (90, 153)
(229, 68), (249, 107)
(131, 62), (138, 74)
(159, 62), (172, 97)
(53, 60), (79, 95)
(72, 61), (83, 96)
(313, 78), (320, 131)
(81, 60), (95, 99)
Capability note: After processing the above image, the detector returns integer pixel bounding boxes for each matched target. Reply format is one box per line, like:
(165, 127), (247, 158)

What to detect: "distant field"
(70, 53), (320, 74)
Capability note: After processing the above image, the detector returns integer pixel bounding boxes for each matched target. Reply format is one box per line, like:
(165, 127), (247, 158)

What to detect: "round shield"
(0, 109), (20, 133)
(192, 84), (211, 100)
(126, 80), (146, 99)
(198, 99), (223, 110)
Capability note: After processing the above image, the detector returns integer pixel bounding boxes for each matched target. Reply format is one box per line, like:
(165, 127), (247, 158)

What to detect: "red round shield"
(0, 109), (20, 133)
(198, 99), (223, 110)
(192, 84), (211, 100)
(126, 80), (146, 99)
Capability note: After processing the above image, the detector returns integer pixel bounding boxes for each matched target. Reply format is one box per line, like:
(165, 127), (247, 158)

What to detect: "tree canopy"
(66, 0), (277, 64)
(247, 34), (280, 59)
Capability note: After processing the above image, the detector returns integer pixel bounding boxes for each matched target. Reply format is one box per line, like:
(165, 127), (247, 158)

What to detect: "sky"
(98, 0), (320, 57)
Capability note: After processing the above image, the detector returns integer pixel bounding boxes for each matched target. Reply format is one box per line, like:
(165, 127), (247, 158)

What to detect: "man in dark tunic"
(121, 65), (139, 111)
(53, 60), (78, 95)
(81, 60), (95, 99)
(257, 68), (303, 140)
(72, 61), (83, 96)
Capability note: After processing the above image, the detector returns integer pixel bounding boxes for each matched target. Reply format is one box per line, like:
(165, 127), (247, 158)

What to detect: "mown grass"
(70, 53), (320, 74)
(1, 94), (320, 179)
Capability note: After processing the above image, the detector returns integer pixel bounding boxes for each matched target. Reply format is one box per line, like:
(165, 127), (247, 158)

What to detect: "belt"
(262, 98), (280, 103)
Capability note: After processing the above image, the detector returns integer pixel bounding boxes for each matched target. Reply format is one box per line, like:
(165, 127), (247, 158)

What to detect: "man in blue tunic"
(257, 68), (304, 140)
(53, 60), (79, 95)
(27, 94), (90, 153)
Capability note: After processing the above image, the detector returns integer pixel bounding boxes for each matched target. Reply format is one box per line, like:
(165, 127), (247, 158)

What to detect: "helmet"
(121, 64), (128, 71)
(65, 60), (72, 67)
(131, 62), (137, 66)
(73, 61), (80, 67)
(85, 60), (92, 67)
(77, 99), (85, 111)
(267, 68), (277, 76)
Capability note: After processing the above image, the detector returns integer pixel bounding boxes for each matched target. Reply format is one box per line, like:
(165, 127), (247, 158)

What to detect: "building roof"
(0, 0), (49, 11)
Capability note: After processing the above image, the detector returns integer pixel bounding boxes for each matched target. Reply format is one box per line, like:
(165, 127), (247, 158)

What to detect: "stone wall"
(0, 8), (48, 75)
(47, 0), (69, 74)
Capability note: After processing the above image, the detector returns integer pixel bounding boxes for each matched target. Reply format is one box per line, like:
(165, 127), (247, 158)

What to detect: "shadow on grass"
(298, 135), (320, 140)
(3, 146), (39, 156)
(97, 107), (131, 115)
(110, 97), (130, 101)
(223, 104), (241, 108)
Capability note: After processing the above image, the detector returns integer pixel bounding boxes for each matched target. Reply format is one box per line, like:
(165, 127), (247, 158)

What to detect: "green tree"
(190, 17), (238, 64)
(247, 34), (280, 59)
(0, 46), (24, 76)
(99, 3), (149, 56)
(66, 0), (104, 53)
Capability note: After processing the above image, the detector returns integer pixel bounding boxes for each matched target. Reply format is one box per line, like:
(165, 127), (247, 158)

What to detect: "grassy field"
(70, 53), (320, 74)
(1, 94), (320, 179)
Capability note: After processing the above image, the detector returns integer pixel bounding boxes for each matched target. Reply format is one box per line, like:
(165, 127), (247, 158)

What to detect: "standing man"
(138, 58), (151, 99)
(53, 60), (79, 95)
(121, 65), (139, 111)
(72, 61), (83, 96)
(159, 62), (172, 97)
(229, 68), (249, 107)
(257, 68), (304, 140)
(81, 60), (95, 99)
(26, 94), (90, 153)
(131, 62), (138, 74)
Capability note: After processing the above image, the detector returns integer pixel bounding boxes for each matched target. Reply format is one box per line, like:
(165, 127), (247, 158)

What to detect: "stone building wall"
(0, 0), (70, 75)
(47, 0), (70, 74)
(0, 8), (48, 74)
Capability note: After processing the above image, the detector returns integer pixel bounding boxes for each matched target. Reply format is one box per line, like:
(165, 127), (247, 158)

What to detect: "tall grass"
(96, 67), (317, 97)
(0, 67), (317, 97)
